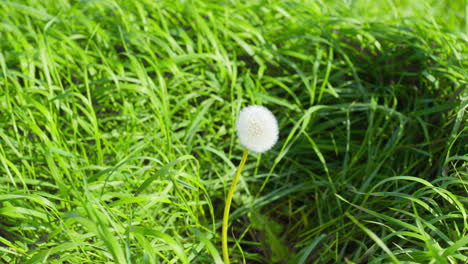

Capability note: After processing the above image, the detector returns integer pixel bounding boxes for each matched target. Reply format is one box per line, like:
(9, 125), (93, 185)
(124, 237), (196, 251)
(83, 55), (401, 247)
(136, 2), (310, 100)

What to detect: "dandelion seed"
(236, 105), (279, 153)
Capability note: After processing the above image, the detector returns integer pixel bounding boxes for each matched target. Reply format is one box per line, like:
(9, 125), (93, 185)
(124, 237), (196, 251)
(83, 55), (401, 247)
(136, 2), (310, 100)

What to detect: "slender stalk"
(222, 149), (249, 264)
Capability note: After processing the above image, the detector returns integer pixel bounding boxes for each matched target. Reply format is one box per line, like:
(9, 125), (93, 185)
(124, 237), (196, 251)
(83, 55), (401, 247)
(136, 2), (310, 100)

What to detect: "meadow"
(0, 0), (467, 263)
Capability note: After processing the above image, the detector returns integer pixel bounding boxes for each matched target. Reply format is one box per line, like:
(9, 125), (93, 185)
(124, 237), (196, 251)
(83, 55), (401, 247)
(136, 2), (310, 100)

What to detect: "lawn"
(0, 0), (467, 263)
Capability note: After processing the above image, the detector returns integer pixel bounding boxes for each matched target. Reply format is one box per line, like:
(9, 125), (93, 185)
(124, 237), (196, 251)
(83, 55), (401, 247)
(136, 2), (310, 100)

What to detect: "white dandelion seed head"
(236, 105), (279, 153)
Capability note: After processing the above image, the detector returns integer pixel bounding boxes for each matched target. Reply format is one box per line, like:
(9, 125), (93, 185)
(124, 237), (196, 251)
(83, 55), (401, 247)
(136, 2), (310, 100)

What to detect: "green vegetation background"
(0, 0), (466, 263)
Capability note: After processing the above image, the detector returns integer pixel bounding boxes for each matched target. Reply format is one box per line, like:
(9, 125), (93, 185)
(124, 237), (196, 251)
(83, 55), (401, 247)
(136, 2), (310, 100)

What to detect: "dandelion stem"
(222, 149), (249, 264)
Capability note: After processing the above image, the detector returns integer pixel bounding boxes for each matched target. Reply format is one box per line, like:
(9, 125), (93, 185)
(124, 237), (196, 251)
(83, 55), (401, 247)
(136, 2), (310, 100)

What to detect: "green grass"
(0, 0), (467, 263)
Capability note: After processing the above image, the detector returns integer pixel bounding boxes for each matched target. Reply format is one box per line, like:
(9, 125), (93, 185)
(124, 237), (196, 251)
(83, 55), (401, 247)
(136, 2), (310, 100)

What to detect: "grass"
(0, 0), (467, 263)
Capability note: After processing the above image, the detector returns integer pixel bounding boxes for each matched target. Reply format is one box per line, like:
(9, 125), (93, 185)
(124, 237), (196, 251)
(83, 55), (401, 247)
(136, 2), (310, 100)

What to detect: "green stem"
(222, 149), (248, 264)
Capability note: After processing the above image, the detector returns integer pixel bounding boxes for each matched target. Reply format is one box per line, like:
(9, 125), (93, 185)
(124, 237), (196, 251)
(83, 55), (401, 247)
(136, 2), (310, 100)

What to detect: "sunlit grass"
(0, 0), (466, 263)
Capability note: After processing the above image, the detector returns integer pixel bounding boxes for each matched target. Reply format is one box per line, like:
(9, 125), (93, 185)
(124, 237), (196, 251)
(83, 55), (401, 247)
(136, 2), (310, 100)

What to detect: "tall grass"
(0, 0), (466, 263)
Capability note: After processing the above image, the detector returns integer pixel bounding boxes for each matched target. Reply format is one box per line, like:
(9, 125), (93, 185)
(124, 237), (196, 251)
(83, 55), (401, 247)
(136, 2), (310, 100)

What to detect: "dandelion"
(236, 105), (279, 153)
(222, 105), (279, 264)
